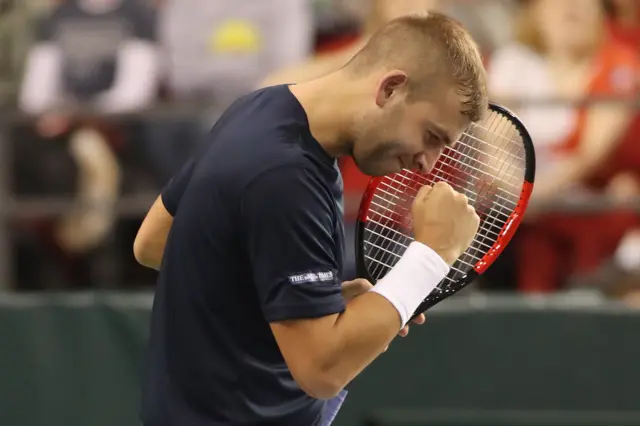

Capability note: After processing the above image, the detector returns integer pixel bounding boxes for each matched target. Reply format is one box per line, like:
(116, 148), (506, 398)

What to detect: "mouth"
(397, 157), (406, 171)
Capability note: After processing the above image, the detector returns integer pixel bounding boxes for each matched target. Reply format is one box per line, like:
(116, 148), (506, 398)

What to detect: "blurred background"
(1, 0), (640, 425)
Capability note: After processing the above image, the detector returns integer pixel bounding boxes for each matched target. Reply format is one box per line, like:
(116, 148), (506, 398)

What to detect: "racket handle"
(410, 288), (446, 320)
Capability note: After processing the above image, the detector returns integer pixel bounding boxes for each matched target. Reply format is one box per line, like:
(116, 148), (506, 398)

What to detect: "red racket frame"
(355, 103), (536, 313)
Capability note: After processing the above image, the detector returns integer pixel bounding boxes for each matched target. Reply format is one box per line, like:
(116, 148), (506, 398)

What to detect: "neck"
(290, 72), (370, 158)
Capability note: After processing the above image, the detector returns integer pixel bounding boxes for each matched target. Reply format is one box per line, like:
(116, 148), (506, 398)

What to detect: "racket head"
(355, 103), (535, 315)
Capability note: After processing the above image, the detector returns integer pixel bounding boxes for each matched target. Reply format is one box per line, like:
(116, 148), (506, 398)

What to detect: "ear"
(375, 71), (408, 108)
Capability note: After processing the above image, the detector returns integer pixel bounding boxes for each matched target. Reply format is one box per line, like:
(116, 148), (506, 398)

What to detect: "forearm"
(319, 242), (449, 392)
(318, 292), (403, 389)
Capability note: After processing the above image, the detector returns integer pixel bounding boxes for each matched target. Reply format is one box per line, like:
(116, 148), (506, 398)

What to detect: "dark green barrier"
(2, 292), (640, 426)
(337, 293), (640, 426)
(362, 409), (640, 426)
(0, 293), (151, 426)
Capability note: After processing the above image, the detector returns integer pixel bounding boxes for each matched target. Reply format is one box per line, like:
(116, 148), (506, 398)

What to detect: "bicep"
(242, 166), (347, 395)
(242, 166), (345, 322)
(269, 314), (340, 397)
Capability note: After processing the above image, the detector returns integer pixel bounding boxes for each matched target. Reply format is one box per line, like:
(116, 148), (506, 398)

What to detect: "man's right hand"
(412, 181), (480, 265)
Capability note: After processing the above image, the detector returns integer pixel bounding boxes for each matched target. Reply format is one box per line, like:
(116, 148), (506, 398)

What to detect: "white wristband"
(369, 241), (450, 328)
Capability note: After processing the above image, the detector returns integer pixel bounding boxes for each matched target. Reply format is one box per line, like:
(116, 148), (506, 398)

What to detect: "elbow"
(296, 372), (344, 400)
(292, 362), (347, 400)
(132, 237), (148, 266)
(133, 237), (160, 270)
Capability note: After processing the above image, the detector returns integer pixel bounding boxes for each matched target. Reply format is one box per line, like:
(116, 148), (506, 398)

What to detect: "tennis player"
(134, 12), (486, 426)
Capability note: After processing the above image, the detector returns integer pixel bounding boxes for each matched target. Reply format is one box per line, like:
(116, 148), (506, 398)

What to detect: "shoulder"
(239, 164), (338, 244)
(206, 86), (322, 168)
(244, 163), (332, 202)
(215, 86), (305, 138)
(192, 133), (327, 209)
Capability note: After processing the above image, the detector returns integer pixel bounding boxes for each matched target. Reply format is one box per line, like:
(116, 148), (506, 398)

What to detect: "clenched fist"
(412, 182), (480, 265)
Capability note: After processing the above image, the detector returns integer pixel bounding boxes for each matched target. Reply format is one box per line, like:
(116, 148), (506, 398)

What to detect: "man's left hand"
(398, 313), (425, 337)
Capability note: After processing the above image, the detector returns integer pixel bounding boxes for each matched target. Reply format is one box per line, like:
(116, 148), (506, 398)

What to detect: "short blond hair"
(344, 11), (488, 122)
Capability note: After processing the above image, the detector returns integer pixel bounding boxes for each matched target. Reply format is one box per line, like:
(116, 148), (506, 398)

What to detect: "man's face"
(351, 77), (469, 177)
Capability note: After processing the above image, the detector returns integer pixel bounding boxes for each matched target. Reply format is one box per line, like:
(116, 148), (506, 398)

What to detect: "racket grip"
(411, 285), (450, 319)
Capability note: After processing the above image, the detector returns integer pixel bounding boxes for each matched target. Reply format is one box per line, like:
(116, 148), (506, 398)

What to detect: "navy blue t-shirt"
(141, 85), (346, 426)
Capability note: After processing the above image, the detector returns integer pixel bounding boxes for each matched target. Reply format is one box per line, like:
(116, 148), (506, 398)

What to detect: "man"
(134, 12), (487, 426)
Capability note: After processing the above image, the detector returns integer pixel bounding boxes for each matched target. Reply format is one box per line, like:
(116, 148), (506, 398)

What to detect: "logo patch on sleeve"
(288, 271), (334, 285)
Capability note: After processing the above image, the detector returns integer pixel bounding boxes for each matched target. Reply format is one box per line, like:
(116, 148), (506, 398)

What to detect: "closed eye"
(424, 131), (444, 149)
(429, 124), (454, 148)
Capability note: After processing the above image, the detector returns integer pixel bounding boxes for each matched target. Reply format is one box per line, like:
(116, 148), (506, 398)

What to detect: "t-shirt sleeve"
(242, 165), (345, 322)
(161, 158), (196, 216)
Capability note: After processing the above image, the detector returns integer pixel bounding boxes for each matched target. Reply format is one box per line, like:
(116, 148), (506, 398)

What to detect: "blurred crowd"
(3, 0), (640, 303)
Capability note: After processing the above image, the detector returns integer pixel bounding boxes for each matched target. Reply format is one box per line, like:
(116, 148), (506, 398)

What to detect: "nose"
(413, 153), (434, 174)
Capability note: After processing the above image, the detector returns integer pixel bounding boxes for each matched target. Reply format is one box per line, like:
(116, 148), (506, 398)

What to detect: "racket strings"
(379, 175), (514, 227)
(363, 111), (527, 292)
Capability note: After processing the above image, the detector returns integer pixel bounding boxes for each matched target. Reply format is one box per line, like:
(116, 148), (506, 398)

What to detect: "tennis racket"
(355, 103), (536, 317)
